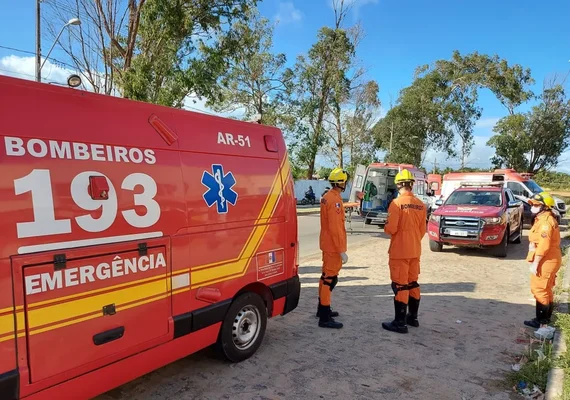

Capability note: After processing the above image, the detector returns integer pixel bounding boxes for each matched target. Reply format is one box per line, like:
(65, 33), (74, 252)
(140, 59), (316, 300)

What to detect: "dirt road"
(97, 229), (568, 400)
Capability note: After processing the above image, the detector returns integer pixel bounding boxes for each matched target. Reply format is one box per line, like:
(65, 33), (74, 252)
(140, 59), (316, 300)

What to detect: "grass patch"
(508, 338), (553, 393)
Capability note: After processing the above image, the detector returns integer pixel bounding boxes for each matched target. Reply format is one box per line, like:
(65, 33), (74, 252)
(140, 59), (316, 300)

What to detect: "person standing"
(525, 192), (562, 328)
(316, 168), (349, 329)
(382, 169), (427, 334)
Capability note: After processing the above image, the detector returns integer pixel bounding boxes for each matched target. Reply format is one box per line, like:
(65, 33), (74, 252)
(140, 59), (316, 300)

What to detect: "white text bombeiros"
(25, 252), (167, 295)
(4, 136), (156, 165)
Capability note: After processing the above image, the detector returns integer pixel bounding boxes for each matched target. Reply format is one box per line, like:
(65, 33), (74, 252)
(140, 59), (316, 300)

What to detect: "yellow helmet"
(394, 169), (415, 184)
(328, 168), (348, 184)
(529, 191), (556, 208)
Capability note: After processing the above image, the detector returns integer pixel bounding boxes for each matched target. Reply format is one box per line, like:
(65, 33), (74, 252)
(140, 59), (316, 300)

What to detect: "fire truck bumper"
(270, 275), (301, 316)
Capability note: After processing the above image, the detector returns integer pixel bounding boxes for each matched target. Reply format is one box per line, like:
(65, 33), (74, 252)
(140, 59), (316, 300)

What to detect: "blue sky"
(1, 0), (570, 171)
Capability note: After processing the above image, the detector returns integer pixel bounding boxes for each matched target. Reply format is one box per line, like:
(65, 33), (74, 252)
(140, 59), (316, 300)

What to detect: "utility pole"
(35, 0), (41, 82)
(432, 158), (437, 174)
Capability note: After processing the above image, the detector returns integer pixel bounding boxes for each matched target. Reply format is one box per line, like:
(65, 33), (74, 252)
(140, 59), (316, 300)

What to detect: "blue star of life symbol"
(201, 164), (238, 214)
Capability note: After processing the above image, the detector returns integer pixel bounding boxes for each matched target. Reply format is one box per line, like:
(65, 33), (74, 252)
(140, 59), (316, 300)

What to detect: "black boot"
(318, 304), (343, 329)
(547, 303), (555, 321)
(406, 297), (420, 328)
(524, 302), (551, 329)
(315, 298), (339, 318)
(382, 299), (408, 334)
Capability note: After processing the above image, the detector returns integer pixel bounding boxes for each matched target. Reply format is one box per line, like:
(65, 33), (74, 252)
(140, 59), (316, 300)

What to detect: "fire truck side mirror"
(88, 175), (110, 200)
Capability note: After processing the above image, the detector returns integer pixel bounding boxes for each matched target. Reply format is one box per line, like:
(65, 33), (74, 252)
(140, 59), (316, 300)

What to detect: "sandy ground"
(97, 225), (570, 400)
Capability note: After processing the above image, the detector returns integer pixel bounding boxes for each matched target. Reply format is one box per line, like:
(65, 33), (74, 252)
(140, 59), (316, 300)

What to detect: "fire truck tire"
(429, 240), (443, 252)
(491, 229), (508, 258)
(217, 292), (268, 363)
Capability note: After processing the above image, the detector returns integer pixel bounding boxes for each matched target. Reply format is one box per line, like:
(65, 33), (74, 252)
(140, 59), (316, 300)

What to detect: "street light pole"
(39, 18), (81, 77)
(35, 0), (41, 82)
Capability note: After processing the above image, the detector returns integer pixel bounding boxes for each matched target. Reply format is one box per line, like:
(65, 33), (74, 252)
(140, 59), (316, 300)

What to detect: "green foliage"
(207, 9), (294, 126)
(289, 26), (355, 178)
(534, 171), (570, 191)
(487, 85), (570, 173)
(373, 50), (536, 168)
(373, 70), (459, 166)
(317, 166), (333, 180)
(120, 0), (259, 107)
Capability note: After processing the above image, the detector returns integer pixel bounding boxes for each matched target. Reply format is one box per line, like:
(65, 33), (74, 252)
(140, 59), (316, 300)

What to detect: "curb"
(546, 249), (570, 400)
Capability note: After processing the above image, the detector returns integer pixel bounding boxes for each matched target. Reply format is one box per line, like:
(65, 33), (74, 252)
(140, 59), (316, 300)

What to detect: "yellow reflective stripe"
(192, 156), (287, 271)
(191, 157), (289, 287)
(27, 278), (167, 330)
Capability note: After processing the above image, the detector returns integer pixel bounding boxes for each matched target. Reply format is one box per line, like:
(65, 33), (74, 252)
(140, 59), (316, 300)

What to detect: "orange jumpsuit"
(319, 188), (347, 307)
(384, 191), (427, 304)
(527, 212), (562, 306)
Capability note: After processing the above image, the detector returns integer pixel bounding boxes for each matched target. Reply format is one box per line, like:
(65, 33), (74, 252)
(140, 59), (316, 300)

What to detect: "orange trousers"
(319, 252), (342, 306)
(389, 258), (420, 304)
(531, 258), (561, 305)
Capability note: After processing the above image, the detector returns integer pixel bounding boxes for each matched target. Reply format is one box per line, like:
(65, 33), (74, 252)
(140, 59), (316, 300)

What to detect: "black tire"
(513, 219), (523, 244)
(364, 218), (371, 225)
(429, 240), (443, 252)
(300, 198), (308, 205)
(492, 229), (508, 258)
(217, 292), (267, 363)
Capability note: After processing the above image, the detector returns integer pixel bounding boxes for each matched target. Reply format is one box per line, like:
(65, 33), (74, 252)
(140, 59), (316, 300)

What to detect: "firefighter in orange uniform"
(524, 192), (562, 328)
(317, 168), (349, 329)
(382, 169), (427, 334)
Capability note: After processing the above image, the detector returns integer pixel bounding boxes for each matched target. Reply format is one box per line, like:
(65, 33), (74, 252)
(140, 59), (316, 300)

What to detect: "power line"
(0, 44), (78, 71)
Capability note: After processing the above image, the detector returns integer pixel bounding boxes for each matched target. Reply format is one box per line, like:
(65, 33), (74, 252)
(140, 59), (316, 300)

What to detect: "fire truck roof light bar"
(459, 181), (504, 187)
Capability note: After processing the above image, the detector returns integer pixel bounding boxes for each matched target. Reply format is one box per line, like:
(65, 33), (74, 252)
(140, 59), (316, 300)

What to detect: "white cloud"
(475, 117), (501, 130)
(0, 54), (104, 93)
(274, 2), (303, 24)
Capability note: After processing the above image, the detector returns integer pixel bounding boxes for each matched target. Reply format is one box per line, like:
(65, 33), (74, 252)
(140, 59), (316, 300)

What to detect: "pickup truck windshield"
(445, 190), (503, 207)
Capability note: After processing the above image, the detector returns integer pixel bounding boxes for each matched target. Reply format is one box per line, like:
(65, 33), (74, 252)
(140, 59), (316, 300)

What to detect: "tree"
(290, 25), (354, 178)
(373, 70), (457, 166)
(120, 0), (259, 107)
(206, 9), (294, 125)
(447, 86), (482, 168)
(43, 0), (259, 107)
(343, 80), (381, 170)
(487, 114), (530, 171)
(434, 50), (535, 115)
(487, 84), (570, 173)
(287, 0), (357, 179)
(43, 0), (146, 94)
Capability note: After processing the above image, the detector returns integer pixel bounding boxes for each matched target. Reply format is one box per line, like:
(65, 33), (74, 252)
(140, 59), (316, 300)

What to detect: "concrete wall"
(294, 179), (353, 201)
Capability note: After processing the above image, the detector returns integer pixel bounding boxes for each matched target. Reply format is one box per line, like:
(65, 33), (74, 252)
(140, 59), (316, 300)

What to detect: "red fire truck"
(0, 75), (300, 399)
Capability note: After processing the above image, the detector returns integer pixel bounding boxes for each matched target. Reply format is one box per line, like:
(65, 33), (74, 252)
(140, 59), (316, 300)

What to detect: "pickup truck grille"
(440, 216), (482, 240)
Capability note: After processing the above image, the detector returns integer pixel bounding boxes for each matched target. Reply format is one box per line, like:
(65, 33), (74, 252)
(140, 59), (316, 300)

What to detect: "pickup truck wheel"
(217, 292), (267, 363)
(513, 219), (523, 244)
(429, 240), (443, 252)
(492, 229), (508, 258)
(364, 218), (371, 225)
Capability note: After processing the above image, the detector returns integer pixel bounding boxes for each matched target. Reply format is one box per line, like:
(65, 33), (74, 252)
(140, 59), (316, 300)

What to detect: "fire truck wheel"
(217, 292), (267, 363)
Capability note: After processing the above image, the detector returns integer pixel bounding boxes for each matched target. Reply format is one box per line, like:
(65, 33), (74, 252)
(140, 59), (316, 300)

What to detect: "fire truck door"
(13, 239), (170, 384)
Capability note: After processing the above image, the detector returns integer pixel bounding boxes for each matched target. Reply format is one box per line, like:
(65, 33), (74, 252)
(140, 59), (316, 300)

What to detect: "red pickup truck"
(427, 182), (524, 258)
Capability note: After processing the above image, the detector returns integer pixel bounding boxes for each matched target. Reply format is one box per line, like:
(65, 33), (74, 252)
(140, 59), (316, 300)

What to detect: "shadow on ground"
(96, 281), (536, 400)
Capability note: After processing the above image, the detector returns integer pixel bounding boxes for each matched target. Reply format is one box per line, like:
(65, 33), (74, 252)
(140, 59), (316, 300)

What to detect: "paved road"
(297, 213), (384, 259)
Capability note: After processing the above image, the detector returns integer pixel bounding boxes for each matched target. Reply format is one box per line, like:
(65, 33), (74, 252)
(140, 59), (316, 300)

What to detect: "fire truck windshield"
(525, 179), (543, 194)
